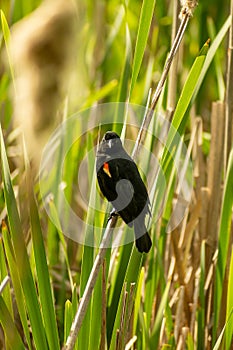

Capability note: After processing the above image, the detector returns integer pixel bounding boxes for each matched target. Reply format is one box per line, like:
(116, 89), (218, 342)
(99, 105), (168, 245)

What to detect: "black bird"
(96, 131), (152, 253)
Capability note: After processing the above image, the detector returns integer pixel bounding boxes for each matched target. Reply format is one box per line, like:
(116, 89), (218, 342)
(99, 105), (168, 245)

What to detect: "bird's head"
(101, 131), (122, 151)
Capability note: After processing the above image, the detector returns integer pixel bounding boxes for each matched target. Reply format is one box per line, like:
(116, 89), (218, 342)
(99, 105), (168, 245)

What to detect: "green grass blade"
(116, 24), (132, 103)
(77, 244), (93, 350)
(192, 15), (231, 102)
(78, 136), (96, 349)
(64, 300), (73, 343)
(109, 248), (143, 350)
(150, 280), (171, 348)
(129, 0), (156, 97)
(113, 23), (132, 131)
(153, 41), (209, 220)
(169, 40), (209, 135)
(133, 267), (145, 334)
(48, 199), (73, 287)
(213, 309), (233, 350)
(0, 296), (25, 350)
(30, 192), (60, 349)
(186, 333), (195, 350)
(138, 307), (150, 348)
(0, 125), (48, 349)
(2, 222), (32, 350)
(0, 233), (12, 317)
(107, 241), (133, 342)
(160, 41), (209, 175)
(225, 247), (233, 349)
(207, 18), (225, 101)
(63, 286), (79, 348)
(0, 10), (16, 91)
(213, 149), (233, 342)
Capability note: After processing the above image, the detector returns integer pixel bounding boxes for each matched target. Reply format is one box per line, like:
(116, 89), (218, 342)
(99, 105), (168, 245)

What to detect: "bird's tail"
(134, 219), (152, 253)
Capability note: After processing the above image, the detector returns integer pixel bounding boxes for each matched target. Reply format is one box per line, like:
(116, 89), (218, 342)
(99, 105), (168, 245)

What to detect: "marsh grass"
(0, 1), (233, 349)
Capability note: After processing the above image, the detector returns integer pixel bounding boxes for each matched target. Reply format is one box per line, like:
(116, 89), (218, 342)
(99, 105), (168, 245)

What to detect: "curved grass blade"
(0, 125), (48, 349)
(154, 41), (209, 219)
(0, 10), (16, 92)
(109, 248), (143, 350)
(150, 280), (171, 348)
(213, 309), (233, 350)
(1, 221), (33, 350)
(225, 247), (233, 349)
(0, 296), (25, 350)
(192, 15), (231, 102)
(29, 191), (60, 349)
(0, 235), (12, 317)
(129, 0), (156, 97)
(78, 135), (97, 350)
(213, 149), (233, 342)
(64, 300), (73, 343)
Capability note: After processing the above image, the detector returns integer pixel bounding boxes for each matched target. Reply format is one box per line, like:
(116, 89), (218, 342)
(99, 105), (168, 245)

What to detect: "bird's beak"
(109, 139), (113, 148)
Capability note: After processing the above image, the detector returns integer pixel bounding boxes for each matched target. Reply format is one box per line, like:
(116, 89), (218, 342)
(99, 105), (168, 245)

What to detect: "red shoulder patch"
(103, 162), (111, 178)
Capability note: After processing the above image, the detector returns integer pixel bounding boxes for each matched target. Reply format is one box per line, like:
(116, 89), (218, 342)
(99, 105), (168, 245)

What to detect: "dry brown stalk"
(190, 269), (201, 334)
(174, 286), (185, 342)
(167, 0), (180, 112)
(193, 117), (206, 193)
(171, 228), (192, 323)
(182, 198), (202, 263)
(116, 283), (128, 350)
(206, 101), (225, 270)
(124, 283), (136, 345)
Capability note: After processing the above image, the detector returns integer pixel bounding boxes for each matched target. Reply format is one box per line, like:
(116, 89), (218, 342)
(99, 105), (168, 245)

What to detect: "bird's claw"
(107, 209), (118, 222)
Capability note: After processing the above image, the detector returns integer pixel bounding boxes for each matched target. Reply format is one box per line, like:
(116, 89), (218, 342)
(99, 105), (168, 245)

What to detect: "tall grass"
(0, 0), (233, 349)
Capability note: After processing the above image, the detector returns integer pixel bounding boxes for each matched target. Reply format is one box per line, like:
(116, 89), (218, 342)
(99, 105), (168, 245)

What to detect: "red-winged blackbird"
(96, 131), (152, 253)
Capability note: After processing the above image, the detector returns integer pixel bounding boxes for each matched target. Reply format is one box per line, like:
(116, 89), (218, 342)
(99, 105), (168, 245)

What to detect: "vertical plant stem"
(206, 101), (225, 270)
(224, 0), (233, 170)
(64, 216), (118, 350)
(132, 10), (191, 160)
(167, 0), (180, 112)
(100, 260), (107, 350)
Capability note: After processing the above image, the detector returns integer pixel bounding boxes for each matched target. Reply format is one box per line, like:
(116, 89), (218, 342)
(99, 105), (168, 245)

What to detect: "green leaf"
(109, 248), (143, 350)
(162, 40), (209, 169)
(116, 24), (132, 103)
(213, 149), (233, 342)
(133, 267), (145, 334)
(129, 0), (156, 97)
(0, 296), (25, 350)
(192, 15), (231, 102)
(0, 10), (16, 91)
(30, 191), (60, 349)
(170, 40), (209, 135)
(0, 235), (12, 317)
(78, 136), (96, 349)
(153, 41), (209, 218)
(213, 309), (233, 350)
(0, 125), (48, 349)
(2, 222), (32, 350)
(225, 247), (233, 349)
(150, 280), (171, 348)
(64, 300), (73, 343)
